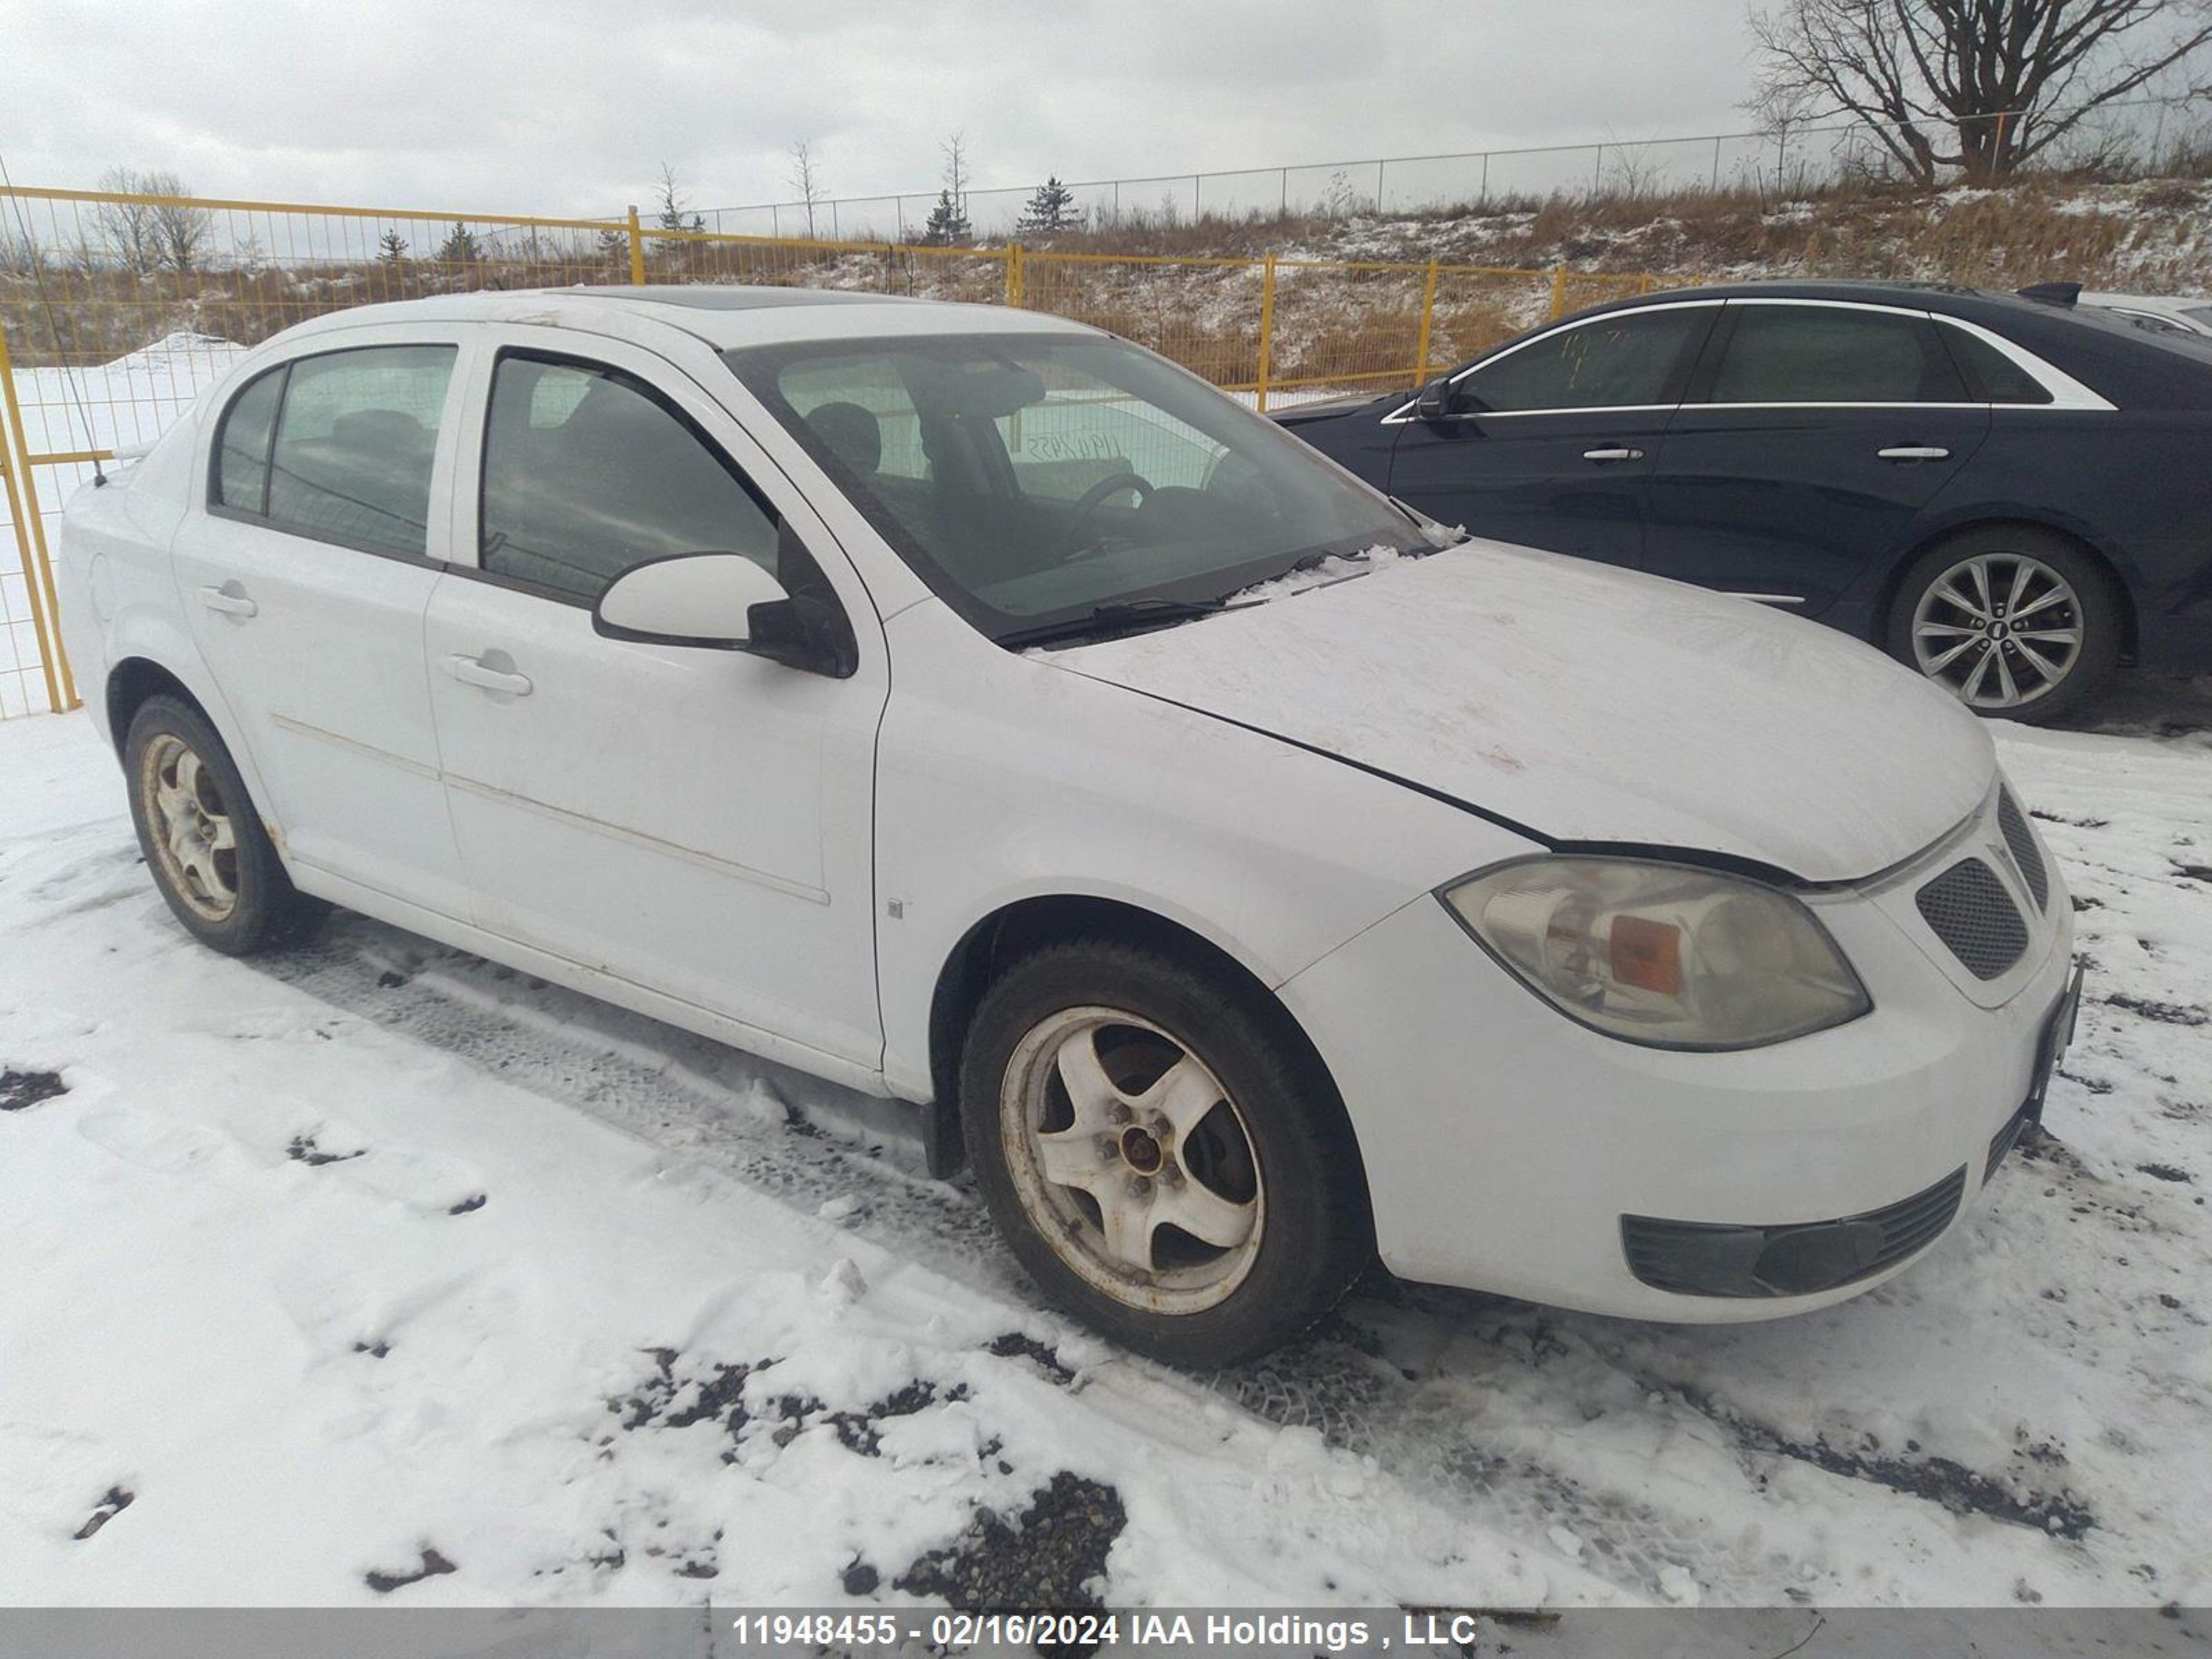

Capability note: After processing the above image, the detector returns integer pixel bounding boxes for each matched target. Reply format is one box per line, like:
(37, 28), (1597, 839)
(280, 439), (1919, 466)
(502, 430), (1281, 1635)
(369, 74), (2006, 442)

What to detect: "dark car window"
(1705, 306), (1965, 404)
(1456, 308), (1705, 413)
(259, 346), (456, 557)
(479, 354), (779, 605)
(1934, 324), (2054, 405)
(212, 365), (284, 515)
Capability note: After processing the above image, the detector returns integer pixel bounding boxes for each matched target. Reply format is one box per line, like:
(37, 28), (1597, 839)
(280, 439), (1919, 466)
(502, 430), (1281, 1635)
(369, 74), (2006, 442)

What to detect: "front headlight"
(1440, 857), (1871, 1051)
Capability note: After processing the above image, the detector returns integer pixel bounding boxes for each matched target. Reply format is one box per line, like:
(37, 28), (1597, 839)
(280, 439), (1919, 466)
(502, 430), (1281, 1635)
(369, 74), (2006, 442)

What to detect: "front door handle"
(445, 654), (534, 697)
(1582, 447), (1644, 462)
(197, 584), (258, 618)
(1877, 445), (1951, 462)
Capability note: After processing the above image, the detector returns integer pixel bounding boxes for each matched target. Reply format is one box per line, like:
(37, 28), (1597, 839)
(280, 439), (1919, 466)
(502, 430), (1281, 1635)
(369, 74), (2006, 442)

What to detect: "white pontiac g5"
(57, 288), (2082, 1363)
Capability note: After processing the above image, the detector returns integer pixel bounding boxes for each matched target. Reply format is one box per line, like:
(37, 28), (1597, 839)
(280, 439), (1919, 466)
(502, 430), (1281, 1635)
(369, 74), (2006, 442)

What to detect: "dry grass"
(3, 164), (2204, 413)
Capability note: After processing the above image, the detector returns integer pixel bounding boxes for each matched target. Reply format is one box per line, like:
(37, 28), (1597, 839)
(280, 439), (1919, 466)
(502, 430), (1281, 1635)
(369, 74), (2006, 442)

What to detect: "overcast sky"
(2, 0), (1761, 216)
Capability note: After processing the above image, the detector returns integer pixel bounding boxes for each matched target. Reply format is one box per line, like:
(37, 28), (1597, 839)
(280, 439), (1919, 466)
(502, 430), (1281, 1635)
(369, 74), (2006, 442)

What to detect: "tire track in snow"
(252, 917), (1903, 1606)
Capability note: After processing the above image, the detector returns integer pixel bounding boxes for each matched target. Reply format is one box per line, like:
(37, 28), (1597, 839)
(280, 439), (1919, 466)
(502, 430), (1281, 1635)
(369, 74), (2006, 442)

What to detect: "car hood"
(1040, 542), (1995, 884)
(1269, 392), (1391, 427)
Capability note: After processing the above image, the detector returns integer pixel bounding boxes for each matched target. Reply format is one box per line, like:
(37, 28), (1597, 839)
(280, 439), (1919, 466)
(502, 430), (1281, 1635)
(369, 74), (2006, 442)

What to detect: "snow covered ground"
(1, 674), (2208, 1617)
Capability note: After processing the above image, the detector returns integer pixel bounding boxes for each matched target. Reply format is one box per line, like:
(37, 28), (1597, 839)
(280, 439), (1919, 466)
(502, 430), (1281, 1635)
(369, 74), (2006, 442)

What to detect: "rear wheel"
(1886, 527), (2120, 725)
(124, 695), (326, 955)
(960, 939), (1371, 1367)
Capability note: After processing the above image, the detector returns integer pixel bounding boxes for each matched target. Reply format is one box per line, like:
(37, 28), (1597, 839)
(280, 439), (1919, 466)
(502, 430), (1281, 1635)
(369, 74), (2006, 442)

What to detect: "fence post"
(0, 324), (73, 714)
(1255, 252), (1278, 413)
(1413, 258), (1440, 388)
(1005, 242), (1024, 308)
(1548, 264), (1569, 319)
(626, 206), (647, 285)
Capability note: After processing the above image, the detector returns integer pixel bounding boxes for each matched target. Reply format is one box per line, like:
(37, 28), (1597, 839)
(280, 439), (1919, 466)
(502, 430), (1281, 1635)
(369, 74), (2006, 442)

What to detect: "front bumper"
(1279, 798), (2076, 1322)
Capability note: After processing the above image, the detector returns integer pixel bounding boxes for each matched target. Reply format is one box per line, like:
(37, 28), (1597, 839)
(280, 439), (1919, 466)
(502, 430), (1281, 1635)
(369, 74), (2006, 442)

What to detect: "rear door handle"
(1877, 445), (1951, 462)
(1582, 447), (1644, 462)
(196, 585), (258, 618)
(445, 654), (534, 697)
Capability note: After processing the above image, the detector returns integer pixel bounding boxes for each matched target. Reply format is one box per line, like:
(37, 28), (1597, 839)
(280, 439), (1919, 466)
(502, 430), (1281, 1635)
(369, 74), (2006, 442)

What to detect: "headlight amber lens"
(1441, 858), (1871, 1050)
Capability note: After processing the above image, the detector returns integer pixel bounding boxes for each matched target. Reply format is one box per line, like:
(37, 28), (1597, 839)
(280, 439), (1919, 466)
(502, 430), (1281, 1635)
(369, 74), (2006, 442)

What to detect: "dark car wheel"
(124, 695), (328, 955)
(1886, 527), (2121, 725)
(959, 939), (1373, 1367)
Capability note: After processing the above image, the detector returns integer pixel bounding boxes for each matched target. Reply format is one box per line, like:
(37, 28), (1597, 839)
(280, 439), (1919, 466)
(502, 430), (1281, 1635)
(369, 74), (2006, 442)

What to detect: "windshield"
(724, 332), (1426, 642)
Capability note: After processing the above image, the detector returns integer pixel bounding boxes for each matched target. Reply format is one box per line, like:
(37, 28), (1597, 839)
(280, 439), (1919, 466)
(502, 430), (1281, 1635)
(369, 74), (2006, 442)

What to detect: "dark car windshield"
(724, 332), (1425, 642)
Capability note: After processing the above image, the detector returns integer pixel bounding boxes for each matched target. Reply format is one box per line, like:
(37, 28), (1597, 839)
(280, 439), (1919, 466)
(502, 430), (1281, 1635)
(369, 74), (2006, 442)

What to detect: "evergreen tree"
(377, 229), (409, 263)
(1015, 176), (1080, 234)
(437, 224), (485, 263)
(920, 189), (972, 246)
(596, 227), (630, 265)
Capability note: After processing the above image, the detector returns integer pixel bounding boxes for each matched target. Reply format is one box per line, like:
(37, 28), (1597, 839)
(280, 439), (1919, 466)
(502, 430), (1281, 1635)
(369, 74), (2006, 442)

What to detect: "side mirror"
(594, 553), (788, 650)
(1413, 375), (1461, 424)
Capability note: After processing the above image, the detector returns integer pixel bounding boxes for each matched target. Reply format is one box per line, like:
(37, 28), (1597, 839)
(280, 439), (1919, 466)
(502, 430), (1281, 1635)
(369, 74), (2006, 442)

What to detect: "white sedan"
(57, 287), (2081, 1364)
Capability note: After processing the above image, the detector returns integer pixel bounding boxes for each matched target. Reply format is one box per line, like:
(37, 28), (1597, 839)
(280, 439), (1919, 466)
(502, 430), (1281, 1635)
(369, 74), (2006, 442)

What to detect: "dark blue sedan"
(1276, 281), (2212, 723)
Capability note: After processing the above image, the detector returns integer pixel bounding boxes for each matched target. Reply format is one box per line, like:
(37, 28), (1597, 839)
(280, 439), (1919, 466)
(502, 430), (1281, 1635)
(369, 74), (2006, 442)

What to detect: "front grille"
(1622, 1168), (1967, 1298)
(1998, 787), (2049, 912)
(1916, 857), (2029, 980)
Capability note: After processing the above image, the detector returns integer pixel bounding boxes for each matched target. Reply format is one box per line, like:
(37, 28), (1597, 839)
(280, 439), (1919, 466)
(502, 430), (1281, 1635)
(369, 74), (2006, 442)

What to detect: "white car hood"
(1042, 542), (1995, 884)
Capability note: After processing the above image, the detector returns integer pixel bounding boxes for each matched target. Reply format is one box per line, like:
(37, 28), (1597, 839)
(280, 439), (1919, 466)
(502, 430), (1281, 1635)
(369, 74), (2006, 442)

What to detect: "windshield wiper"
(997, 595), (1247, 649)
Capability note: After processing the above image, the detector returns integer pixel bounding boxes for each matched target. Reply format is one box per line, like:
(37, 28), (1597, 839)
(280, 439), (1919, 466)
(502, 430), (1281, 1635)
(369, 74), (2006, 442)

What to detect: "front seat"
(804, 401), (883, 480)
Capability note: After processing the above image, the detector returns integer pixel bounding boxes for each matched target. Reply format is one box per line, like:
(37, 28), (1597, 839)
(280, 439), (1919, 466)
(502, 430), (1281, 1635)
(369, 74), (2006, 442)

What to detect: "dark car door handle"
(1582, 447), (1644, 463)
(1877, 445), (1951, 462)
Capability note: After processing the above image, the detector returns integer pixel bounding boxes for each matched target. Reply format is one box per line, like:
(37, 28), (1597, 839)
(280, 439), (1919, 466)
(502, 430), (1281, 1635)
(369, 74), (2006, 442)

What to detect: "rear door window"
(1703, 306), (1965, 404)
(260, 346), (457, 556)
(212, 366), (284, 515)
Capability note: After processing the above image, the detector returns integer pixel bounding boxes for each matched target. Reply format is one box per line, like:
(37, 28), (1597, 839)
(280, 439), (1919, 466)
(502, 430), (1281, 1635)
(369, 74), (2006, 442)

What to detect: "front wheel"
(1886, 529), (2121, 725)
(960, 939), (1371, 1367)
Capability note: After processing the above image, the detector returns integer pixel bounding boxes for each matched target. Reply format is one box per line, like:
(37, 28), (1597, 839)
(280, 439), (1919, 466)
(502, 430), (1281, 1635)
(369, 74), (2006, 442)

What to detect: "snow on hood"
(1042, 541), (1995, 884)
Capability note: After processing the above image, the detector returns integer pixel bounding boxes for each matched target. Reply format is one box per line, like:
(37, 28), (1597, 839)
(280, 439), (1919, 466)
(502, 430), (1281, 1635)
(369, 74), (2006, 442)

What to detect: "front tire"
(1886, 527), (2121, 725)
(124, 695), (326, 955)
(960, 939), (1371, 1367)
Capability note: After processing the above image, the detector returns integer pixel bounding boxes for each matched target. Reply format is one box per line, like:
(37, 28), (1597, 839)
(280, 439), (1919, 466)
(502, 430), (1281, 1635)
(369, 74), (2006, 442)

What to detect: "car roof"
(268, 284), (1100, 350)
(1575, 276), (2088, 324)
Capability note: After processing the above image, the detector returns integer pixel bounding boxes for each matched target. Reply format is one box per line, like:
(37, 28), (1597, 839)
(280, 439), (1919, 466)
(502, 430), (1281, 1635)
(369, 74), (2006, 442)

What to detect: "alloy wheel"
(1000, 1006), (1264, 1315)
(140, 733), (240, 922)
(1910, 551), (2085, 711)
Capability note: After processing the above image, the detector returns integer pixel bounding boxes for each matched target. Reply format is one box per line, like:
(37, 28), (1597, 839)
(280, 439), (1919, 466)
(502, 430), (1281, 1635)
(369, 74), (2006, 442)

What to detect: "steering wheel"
(1058, 472), (1154, 559)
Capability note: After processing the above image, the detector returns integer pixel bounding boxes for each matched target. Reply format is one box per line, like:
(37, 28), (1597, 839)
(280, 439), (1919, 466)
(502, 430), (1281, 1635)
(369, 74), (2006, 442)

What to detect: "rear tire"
(124, 695), (326, 955)
(959, 938), (1371, 1367)
(1885, 527), (2121, 726)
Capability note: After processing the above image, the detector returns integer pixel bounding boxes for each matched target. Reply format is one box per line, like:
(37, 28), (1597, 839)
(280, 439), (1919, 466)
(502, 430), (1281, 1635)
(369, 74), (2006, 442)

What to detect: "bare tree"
(1749, 0), (2212, 182)
(788, 139), (827, 237)
(940, 131), (972, 220)
(145, 174), (212, 276)
(95, 167), (213, 275)
(654, 163), (705, 232)
(95, 165), (161, 275)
